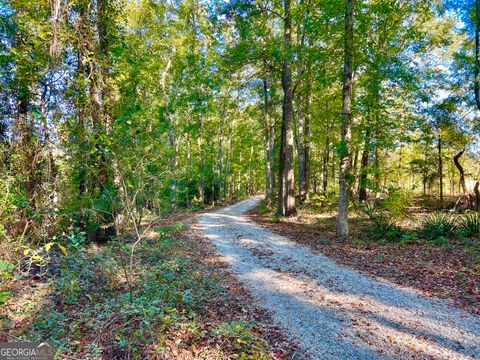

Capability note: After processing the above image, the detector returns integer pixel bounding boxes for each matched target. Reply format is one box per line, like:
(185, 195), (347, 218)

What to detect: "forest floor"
(248, 198), (480, 316)
(0, 211), (298, 359)
(197, 196), (480, 360)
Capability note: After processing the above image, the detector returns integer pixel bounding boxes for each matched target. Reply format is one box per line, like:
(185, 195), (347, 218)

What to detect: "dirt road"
(197, 196), (480, 360)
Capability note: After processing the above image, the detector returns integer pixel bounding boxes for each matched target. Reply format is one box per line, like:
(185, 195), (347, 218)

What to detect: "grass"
(1, 223), (293, 359)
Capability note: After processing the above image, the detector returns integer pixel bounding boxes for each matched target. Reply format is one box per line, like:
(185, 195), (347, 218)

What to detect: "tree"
(337, 0), (354, 237)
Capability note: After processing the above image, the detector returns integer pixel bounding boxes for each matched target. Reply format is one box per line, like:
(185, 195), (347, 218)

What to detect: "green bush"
(421, 213), (456, 240)
(379, 187), (412, 219)
(458, 213), (480, 238)
(370, 217), (404, 242)
(362, 200), (379, 221)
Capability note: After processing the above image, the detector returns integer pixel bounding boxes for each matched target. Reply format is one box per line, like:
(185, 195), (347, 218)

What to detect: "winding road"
(196, 196), (480, 360)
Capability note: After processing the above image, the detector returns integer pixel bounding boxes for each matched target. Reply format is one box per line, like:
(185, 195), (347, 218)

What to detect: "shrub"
(379, 187), (413, 219)
(371, 218), (404, 242)
(421, 213), (456, 240)
(362, 200), (379, 221)
(458, 213), (480, 238)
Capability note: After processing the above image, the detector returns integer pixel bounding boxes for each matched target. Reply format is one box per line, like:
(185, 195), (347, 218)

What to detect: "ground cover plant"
(0, 221), (297, 359)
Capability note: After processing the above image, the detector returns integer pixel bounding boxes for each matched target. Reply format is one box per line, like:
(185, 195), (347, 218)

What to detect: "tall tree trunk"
(322, 135), (330, 194)
(337, 0), (354, 237)
(474, 174), (480, 211)
(76, 49), (87, 195)
(358, 129), (370, 202)
(438, 135), (443, 208)
(475, 0), (480, 110)
(467, 0), (480, 211)
(281, 0), (296, 216)
(302, 82), (312, 202)
(295, 90), (305, 203)
(277, 115), (286, 215)
(262, 75), (273, 204)
(198, 114), (205, 205)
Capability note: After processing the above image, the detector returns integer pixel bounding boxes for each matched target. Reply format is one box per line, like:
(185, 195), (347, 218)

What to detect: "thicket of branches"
(1, 0), (479, 247)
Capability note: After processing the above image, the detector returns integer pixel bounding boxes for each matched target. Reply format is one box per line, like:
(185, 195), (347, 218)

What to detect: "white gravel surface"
(196, 196), (480, 360)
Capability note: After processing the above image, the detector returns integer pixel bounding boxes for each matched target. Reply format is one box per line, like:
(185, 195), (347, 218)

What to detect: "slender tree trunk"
(358, 129), (370, 202)
(198, 114), (204, 205)
(76, 49), (87, 195)
(438, 135), (443, 208)
(302, 82), (312, 202)
(295, 90), (305, 203)
(352, 145), (359, 194)
(474, 175), (480, 211)
(262, 75), (272, 204)
(473, 0), (480, 210)
(322, 135), (330, 194)
(337, 0), (354, 237)
(475, 0), (480, 110)
(278, 116), (286, 215)
(269, 118), (275, 201)
(218, 118), (224, 202)
(280, 0), (296, 216)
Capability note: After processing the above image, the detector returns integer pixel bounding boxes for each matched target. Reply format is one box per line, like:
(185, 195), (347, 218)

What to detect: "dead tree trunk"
(454, 149), (472, 209)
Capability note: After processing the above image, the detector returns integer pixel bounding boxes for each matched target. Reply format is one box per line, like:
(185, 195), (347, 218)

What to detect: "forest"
(1, 0), (480, 359)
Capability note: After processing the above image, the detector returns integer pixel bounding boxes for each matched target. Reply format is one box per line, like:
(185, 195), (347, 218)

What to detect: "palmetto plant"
(422, 213), (456, 240)
(458, 213), (480, 238)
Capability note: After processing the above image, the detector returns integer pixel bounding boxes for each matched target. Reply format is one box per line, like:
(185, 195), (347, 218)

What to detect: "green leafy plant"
(362, 200), (379, 221)
(421, 213), (456, 240)
(0, 259), (15, 280)
(371, 217), (404, 242)
(458, 213), (480, 238)
(379, 187), (413, 219)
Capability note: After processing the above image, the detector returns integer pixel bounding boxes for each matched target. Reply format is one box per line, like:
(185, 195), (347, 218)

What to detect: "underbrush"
(360, 200), (479, 253)
(1, 225), (282, 359)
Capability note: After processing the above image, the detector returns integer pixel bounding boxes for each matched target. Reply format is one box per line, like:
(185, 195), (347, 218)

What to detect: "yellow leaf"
(45, 242), (54, 251)
(58, 244), (68, 256)
(23, 249), (30, 255)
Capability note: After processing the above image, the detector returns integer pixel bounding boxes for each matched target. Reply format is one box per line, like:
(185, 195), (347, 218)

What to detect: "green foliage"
(362, 200), (404, 242)
(0, 260), (15, 280)
(362, 200), (379, 221)
(458, 213), (480, 238)
(370, 217), (404, 243)
(379, 187), (413, 219)
(308, 194), (328, 209)
(421, 213), (456, 240)
(24, 230), (272, 357)
(213, 320), (268, 355)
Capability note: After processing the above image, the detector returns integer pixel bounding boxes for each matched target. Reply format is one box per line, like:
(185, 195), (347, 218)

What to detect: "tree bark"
(438, 135), (443, 208)
(262, 75), (273, 204)
(281, 0), (296, 216)
(337, 0), (354, 237)
(474, 178), (480, 211)
(295, 90), (305, 203)
(454, 149), (472, 209)
(475, 0), (480, 110)
(302, 82), (312, 202)
(358, 129), (370, 202)
(277, 112), (286, 215)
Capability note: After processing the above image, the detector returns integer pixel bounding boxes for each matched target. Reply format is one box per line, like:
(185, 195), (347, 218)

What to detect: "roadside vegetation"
(1, 219), (297, 358)
(1, 0), (480, 357)
(250, 193), (480, 315)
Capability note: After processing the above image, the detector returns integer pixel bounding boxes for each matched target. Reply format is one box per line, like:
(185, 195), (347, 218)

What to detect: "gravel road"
(196, 196), (480, 360)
